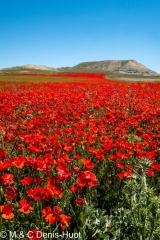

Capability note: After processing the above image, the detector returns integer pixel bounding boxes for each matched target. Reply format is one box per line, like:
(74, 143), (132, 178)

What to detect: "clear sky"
(0, 0), (160, 72)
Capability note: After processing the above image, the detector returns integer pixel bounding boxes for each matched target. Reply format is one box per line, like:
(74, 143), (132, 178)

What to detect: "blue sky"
(0, 0), (160, 72)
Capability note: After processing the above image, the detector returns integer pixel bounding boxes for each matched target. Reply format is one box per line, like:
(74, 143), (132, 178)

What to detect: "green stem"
(39, 201), (44, 233)
(0, 214), (2, 232)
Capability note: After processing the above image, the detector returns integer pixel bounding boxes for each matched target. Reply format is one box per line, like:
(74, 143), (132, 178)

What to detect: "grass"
(106, 74), (160, 82)
(0, 75), (87, 82)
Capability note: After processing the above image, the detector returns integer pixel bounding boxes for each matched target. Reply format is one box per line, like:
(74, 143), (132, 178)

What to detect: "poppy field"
(0, 73), (160, 240)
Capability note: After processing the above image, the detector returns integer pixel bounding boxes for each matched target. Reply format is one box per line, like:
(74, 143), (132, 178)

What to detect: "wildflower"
(18, 199), (34, 214)
(0, 204), (14, 219)
(20, 177), (34, 186)
(1, 173), (14, 185)
(75, 198), (85, 205)
(76, 170), (98, 188)
(5, 186), (18, 200)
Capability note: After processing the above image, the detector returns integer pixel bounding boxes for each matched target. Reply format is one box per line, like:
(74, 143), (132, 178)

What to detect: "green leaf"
(96, 233), (109, 239)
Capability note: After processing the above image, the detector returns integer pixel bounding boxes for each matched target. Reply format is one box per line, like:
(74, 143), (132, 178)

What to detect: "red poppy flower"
(124, 171), (133, 178)
(47, 176), (57, 185)
(27, 187), (45, 200)
(53, 206), (62, 215)
(146, 169), (154, 177)
(118, 170), (133, 179)
(94, 149), (105, 161)
(74, 154), (81, 160)
(82, 159), (95, 169)
(109, 155), (117, 161)
(44, 184), (63, 198)
(117, 172), (125, 179)
(63, 145), (72, 152)
(56, 163), (72, 181)
(12, 155), (26, 168)
(0, 149), (7, 160)
(73, 166), (80, 173)
(18, 199), (34, 214)
(126, 165), (133, 170)
(0, 159), (12, 170)
(42, 206), (52, 219)
(69, 185), (79, 192)
(76, 171), (98, 188)
(20, 177), (34, 186)
(1, 173), (14, 185)
(60, 223), (65, 231)
(0, 204), (14, 219)
(42, 206), (62, 224)
(151, 163), (160, 171)
(116, 162), (124, 169)
(75, 198), (85, 205)
(5, 186), (18, 200)
(60, 214), (71, 227)
(44, 213), (57, 224)
(34, 176), (44, 184)
(28, 229), (42, 240)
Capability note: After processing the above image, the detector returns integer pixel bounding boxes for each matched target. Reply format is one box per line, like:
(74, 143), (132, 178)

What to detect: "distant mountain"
(0, 65), (57, 74)
(56, 66), (71, 71)
(22, 64), (56, 70)
(72, 60), (158, 75)
(0, 60), (158, 75)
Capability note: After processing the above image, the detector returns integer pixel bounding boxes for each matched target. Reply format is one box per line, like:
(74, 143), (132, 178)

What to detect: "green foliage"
(72, 159), (160, 240)
(109, 159), (160, 240)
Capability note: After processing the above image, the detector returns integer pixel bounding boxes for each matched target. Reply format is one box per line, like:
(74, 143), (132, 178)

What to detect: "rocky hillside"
(72, 60), (158, 75)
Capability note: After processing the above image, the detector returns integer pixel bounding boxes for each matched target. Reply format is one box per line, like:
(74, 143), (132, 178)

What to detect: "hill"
(72, 60), (158, 75)
(0, 65), (57, 74)
(0, 60), (159, 76)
